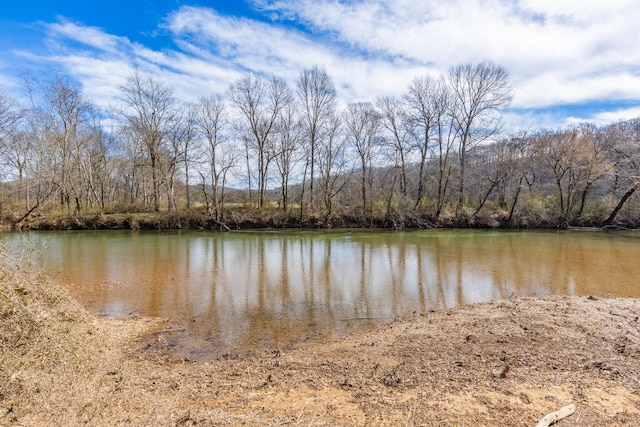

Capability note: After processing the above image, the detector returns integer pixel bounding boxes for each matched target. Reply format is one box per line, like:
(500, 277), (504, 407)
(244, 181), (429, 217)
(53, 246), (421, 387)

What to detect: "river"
(4, 229), (639, 360)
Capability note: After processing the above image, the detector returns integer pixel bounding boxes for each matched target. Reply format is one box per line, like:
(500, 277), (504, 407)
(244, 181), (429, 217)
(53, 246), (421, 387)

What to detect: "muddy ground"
(2, 292), (640, 426)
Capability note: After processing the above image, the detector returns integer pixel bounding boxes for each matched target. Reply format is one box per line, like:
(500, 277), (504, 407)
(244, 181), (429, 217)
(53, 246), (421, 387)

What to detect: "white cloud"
(517, 71), (640, 109)
(3, 1), (639, 128)
(165, 6), (338, 80)
(569, 106), (640, 127)
(253, 0), (640, 110)
(46, 20), (126, 55)
(164, 6), (443, 108)
(39, 19), (248, 109)
(0, 70), (21, 95)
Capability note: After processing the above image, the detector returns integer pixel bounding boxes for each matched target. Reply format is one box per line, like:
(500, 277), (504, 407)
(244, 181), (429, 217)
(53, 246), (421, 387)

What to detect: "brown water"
(5, 229), (640, 360)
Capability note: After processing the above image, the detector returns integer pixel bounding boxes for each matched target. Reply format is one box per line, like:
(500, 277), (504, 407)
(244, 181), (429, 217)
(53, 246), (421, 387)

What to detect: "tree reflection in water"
(7, 229), (640, 359)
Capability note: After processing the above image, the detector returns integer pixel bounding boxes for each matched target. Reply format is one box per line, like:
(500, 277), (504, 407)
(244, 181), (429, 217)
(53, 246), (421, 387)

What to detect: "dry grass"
(0, 246), (160, 425)
(1, 246), (86, 413)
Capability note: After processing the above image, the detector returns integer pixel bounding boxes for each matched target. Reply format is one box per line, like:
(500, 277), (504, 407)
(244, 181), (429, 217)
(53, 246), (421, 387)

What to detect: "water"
(4, 229), (640, 360)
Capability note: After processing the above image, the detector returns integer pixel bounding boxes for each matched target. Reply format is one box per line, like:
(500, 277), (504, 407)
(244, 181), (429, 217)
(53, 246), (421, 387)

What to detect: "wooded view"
(1, 61), (638, 229)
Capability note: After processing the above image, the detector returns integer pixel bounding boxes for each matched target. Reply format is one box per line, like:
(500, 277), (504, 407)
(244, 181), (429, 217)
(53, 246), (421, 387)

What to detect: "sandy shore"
(2, 288), (640, 426)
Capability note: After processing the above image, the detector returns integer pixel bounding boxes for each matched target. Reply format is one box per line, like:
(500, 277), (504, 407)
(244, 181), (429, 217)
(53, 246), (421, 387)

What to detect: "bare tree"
(0, 93), (19, 142)
(118, 121), (152, 206)
(75, 115), (109, 210)
(90, 117), (120, 210)
(229, 74), (291, 209)
(119, 71), (176, 211)
(317, 113), (349, 222)
(448, 61), (512, 213)
(537, 129), (590, 222)
(469, 141), (512, 218)
(431, 78), (457, 218)
(404, 75), (441, 208)
(343, 102), (382, 219)
(504, 131), (537, 223)
(23, 72), (103, 214)
(194, 94), (228, 219)
(506, 125), (613, 224)
(0, 94), (25, 217)
(165, 105), (197, 212)
(537, 130), (574, 220)
(376, 95), (412, 200)
(572, 124), (615, 221)
(213, 142), (238, 223)
(1, 128), (32, 203)
(13, 112), (58, 224)
(601, 119), (640, 225)
(0, 93), (21, 179)
(296, 65), (337, 209)
(271, 103), (302, 211)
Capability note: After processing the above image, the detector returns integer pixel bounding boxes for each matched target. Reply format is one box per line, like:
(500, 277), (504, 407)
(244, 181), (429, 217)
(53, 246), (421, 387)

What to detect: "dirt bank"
(16, 209), (593, 232)
(2, 267), (639, 426)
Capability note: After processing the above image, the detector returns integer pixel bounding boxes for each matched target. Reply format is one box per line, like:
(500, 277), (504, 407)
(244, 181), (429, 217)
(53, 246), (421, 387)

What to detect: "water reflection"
(4, 230), (640, 359)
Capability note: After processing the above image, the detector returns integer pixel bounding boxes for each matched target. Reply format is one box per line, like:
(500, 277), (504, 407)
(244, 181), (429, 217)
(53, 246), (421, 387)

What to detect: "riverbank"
(13, 208), (632, 232)
(2, 260), (639, 426)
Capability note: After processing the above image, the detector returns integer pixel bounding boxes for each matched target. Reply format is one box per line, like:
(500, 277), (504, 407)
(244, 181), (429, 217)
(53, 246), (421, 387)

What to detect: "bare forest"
(1, 62), (639, 230)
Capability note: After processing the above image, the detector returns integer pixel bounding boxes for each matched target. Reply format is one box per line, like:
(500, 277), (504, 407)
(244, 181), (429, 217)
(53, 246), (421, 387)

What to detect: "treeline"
(0, 62), (639, 230)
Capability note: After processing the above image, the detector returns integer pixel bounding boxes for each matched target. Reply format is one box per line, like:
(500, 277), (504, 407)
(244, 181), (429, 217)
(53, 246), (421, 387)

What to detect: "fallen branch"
(339, 316), (393, 322)
(535, 404), (576, 427)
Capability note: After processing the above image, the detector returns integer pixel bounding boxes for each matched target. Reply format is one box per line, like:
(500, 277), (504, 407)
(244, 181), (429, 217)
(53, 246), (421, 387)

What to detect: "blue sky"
(1, 0), (639, 130)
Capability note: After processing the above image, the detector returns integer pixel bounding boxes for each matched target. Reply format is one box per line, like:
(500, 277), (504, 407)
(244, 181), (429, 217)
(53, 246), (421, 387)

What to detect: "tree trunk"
(604, 184), (638, 225)
(574, 181), (592, 222)
(473, 180), (498, 218)
(507, 175), (524, 224)
(457, 150), (466, 214)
